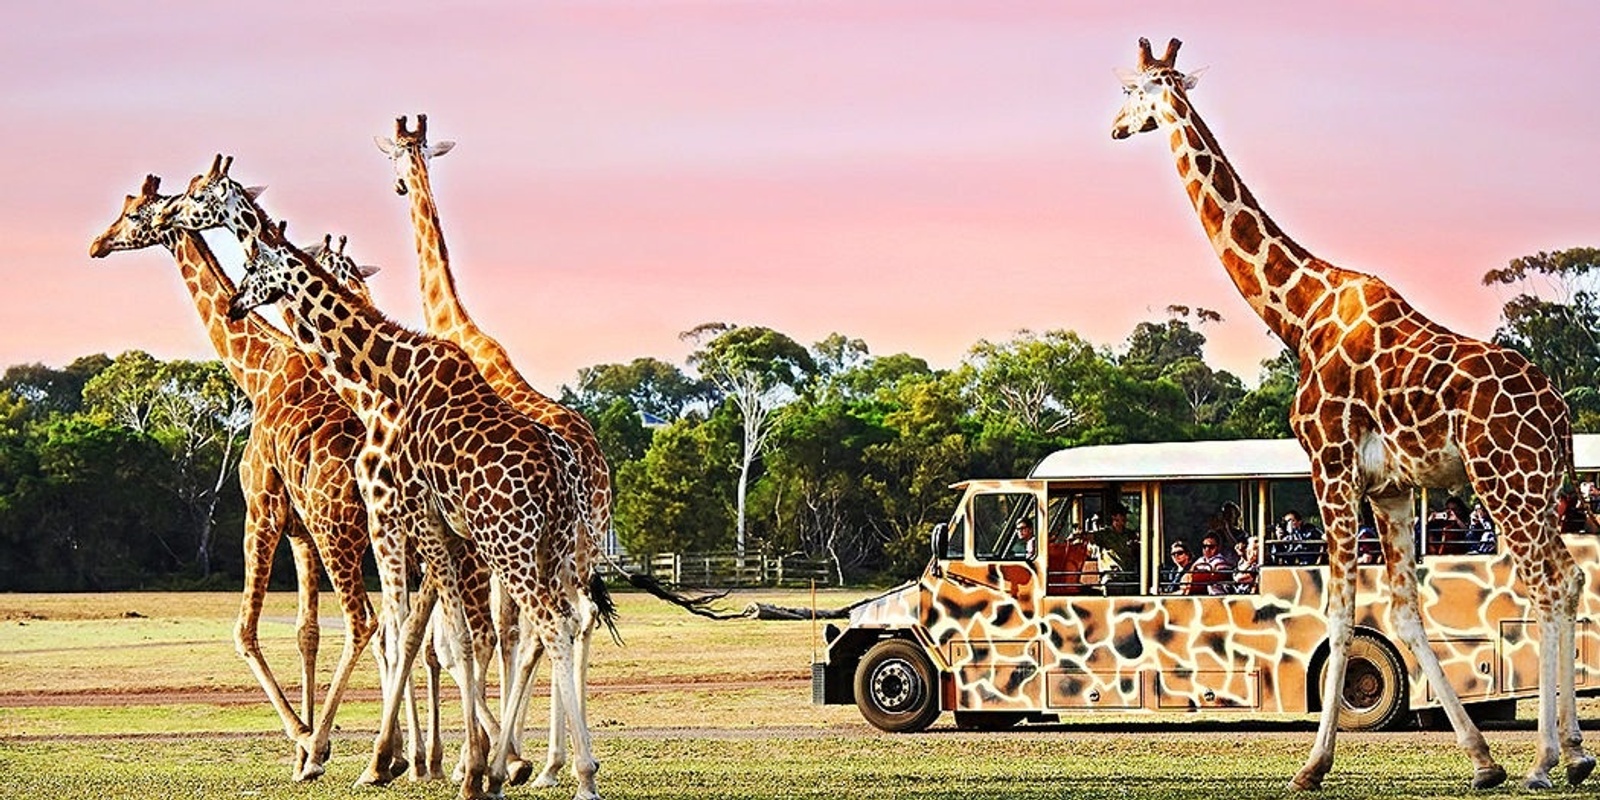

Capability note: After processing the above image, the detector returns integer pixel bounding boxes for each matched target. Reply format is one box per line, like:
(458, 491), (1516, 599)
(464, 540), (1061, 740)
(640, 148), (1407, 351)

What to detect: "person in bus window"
(1211, 501), (1246, 549)
(1193, 535), (1237, 594)
(1232, 536), (1261, 593)
(1086, 503), (1137, 593)
(1468, 502), (1496, 555)
(1426, 496), (1470, 555)
(1011, 519), (1037, 560)
(1355, 503), (1382, 564)
(1557, 489), (1588, 534)
(1162, 542), (1198, 594)
(1272, 510), (1322, 566)
(1583, 482), (1600, 533)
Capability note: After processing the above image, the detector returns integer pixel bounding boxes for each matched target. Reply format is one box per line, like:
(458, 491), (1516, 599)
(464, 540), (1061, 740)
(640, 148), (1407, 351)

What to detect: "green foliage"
(564, 356), (705, 421)
(614, 413), (738, 556)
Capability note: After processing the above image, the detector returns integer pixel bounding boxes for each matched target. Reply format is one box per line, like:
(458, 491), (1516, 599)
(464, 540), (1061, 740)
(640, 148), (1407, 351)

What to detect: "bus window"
(973, 492), (1038, 562)
(1265, 480), (1324, 566)
(1160, 480), (1247, 555)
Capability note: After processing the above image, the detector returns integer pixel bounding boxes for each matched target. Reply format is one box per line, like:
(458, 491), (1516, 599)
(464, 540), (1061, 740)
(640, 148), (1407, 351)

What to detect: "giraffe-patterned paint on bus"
(814, 438), (1600, 740)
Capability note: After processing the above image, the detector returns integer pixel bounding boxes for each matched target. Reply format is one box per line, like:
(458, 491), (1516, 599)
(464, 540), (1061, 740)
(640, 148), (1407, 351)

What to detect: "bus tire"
(953, 711), (1025, 731)
(854, 639), (941, 733)
(1319, 633), (1407, 732)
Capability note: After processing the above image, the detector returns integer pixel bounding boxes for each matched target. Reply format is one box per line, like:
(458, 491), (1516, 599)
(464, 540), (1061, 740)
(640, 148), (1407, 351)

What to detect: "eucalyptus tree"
(1482, 247), (1600, 430)
(82, 351), (249, 577)
(683, 323), (815, 556)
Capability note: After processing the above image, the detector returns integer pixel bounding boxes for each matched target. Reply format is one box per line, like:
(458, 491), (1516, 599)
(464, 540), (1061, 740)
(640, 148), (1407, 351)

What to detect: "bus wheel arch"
(1309, 629), (1410, 732)
(854, 637), (943, 733)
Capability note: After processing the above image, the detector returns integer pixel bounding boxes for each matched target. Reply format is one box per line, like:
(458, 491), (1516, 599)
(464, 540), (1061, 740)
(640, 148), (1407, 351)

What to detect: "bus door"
(937, 488), (1045, 712)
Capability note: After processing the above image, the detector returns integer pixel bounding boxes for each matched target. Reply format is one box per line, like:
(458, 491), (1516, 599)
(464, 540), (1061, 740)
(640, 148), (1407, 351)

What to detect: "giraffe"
(376, 113), (616, 788)
(160, 156), (518, 787)
(158, 159), (610, 800)
(89, 175), (376, 782)
(1111, 37), (1591, 790)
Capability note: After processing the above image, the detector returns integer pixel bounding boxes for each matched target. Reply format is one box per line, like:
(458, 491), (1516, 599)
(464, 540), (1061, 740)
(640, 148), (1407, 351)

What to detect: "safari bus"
(812, 436), (1600, 732)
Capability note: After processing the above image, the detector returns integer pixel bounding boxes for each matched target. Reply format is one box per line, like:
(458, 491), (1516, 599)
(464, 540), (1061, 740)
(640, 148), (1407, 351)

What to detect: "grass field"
(2, 589), (1599, 799)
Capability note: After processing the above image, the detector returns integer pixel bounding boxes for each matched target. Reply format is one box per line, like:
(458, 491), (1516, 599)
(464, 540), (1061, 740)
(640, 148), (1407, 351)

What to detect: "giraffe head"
(1111, 37), (1201, 140)
(160, 154), (271, 238)
(374, 113), (455, 196)
(228, 232), (306, 322)
(90, 174), (176, 257)
(306, 233), (380, 305)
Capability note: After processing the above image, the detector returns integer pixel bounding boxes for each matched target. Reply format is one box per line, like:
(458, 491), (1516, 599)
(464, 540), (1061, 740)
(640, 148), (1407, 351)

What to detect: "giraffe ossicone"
(1113, 37), (1590, 791)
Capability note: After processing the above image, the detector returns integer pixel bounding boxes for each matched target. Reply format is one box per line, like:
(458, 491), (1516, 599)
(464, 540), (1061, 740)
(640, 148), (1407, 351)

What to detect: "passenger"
(1354, 503), (1382, 564)
(1212, 501), (1246, 548)
(1272, 510), (1323, 566)
(1162, 541), (1199, 595)
(1426, 496), (1470, 555)
(1012, 519), (1037, 560)
(1087, 503), (1138, 593)
(1468, 502), (1496, 555)
(1193, 534), (1237, 595)
(1558, 489), (1588, 534)
(1232, 536), (1261, 593)
(1584, 482), (1600, 533)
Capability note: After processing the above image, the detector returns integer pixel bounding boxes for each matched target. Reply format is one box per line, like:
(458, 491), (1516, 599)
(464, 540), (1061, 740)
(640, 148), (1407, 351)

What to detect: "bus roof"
(1028, 434), (1600, 483)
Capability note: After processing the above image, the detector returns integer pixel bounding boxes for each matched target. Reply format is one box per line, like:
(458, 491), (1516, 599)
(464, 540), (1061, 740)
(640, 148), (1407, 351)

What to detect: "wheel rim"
(1341, 656), (1384, 712)
(870, 657), (923, 713)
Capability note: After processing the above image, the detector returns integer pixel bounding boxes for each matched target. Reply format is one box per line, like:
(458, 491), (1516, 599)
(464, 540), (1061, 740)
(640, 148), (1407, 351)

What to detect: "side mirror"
(931, 523), (949, 561)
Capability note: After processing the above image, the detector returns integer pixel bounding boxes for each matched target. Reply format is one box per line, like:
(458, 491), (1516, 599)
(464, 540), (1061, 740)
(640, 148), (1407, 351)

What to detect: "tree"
(1224, 348), (1298, 439)
(1482, 248), (1600, 424)
(564, 357), (705, 422)
(0, 354), (112, 420)
(613, 414), (737, 556)
(683, 323), (815, 556)
(860, 371), (972, 577)
(1119, 306), (1217, 381)
(82, 352), (250, 578)
(961, 329), (1112, 441)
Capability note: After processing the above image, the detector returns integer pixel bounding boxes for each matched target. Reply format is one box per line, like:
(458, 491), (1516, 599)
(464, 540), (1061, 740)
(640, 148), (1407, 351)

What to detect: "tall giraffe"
(375, 113), (614, 787)
(89, 175), (376, 782)
(1111, 38), (1591, 790)
(158, 160), (610, 800)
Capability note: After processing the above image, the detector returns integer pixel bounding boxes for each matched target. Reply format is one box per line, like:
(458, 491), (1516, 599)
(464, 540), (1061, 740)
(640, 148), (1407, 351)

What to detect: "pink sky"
(6, 2), (1598, 392)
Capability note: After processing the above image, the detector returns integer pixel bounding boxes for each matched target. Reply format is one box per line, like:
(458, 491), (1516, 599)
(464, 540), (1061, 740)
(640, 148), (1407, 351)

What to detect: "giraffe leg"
(536, 595), (596, 788)
(1369, 495), (1503, 788)
(232, 483), (315, 776)
(286, 531), (326, 780)
(300, 527), (379, 784)
(1290, 481), (1363, 791)
(1557, 568), (1593, 785)
(492, 576), (535, 787)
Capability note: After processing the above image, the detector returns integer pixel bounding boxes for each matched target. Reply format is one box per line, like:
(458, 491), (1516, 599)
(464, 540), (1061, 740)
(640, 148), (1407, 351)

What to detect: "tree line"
(3, 248), (1596, 590)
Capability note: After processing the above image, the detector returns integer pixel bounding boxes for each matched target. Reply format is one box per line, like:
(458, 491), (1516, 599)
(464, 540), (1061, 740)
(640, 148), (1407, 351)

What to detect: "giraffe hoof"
(1567, 756), (1595, 786)
(1288, 772), (1322, 791)
(1521, 773), (1552, 791)
(1472, 764), (1506, 790)
(532, 767), (562, 789)
(295, 762), (326, 782)
(506, 759), (534, 787)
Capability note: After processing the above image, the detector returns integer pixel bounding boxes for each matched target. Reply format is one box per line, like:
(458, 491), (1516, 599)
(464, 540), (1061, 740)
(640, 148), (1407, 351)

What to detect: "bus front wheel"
(1319, 633), (1407, 732)
(854, 639), (941, 733)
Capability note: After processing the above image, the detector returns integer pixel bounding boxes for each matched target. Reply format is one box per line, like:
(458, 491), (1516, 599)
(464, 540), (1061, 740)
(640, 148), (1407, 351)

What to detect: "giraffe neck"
(1157, 88), (1336, 351)
(279, 256), (422, 416)
(401, 162), (473, 337)
(168, 231), (290, 401)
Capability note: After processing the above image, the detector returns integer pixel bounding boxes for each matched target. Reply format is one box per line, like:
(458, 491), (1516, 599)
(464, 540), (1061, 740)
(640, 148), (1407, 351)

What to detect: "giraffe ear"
(374, 136), (396, 156)
(357, 264), (382, 278)
(245, 185), (268, 200)
(1114, 67), (1141, 88)
(429, 140), (456, 158)
(1182, 66), (1207, 91)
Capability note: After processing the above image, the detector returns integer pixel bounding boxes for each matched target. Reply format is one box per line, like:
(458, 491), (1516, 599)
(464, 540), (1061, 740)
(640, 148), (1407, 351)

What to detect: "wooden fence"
(645, 551), (833, 588)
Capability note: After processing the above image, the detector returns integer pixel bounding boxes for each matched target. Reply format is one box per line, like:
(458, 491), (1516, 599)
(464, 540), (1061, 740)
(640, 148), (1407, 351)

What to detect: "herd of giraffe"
(83, 35), (1590, 797)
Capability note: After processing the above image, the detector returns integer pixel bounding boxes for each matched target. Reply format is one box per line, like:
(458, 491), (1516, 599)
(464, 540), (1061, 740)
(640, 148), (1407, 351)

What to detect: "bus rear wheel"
(1319, 633), (1407, 732)
(854, 639), (941, 733)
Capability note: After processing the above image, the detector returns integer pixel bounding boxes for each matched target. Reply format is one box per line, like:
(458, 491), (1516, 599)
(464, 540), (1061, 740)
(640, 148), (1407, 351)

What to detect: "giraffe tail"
(620, 570), (743, 621)
(588, 572), (624, 646)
